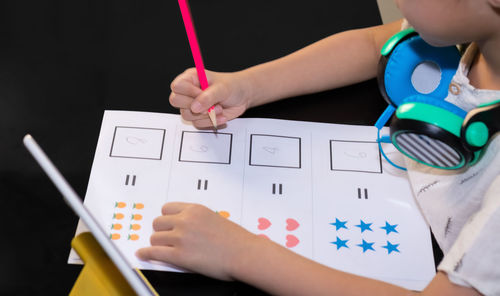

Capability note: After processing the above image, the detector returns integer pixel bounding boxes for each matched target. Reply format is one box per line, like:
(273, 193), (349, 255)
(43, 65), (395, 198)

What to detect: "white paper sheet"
(69, 110), (435, 291)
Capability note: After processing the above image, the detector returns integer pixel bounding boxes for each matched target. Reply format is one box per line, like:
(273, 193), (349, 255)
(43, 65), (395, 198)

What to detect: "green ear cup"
(465, 122), (489, 147)
(396, 102), (464, 137)
(391, 97), (473, 170)
(461, 98), (500, 152)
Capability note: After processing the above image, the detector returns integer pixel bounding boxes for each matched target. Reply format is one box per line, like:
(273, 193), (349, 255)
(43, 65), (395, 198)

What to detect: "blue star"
(380, 221), (398, 235)
(355, 220), (373, 233)
(330, 218), (348, 231)
(357, 239), (375, 253)
(382, 241), (400, 254)
(330, 236), (349, 250)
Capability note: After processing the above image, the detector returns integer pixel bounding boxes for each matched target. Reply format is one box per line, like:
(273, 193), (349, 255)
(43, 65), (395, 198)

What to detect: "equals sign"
(272, 183), (283, 195)
(197, 179), (208, 191)
(357, 188), (368, 199)
(125, 175), (136, 186)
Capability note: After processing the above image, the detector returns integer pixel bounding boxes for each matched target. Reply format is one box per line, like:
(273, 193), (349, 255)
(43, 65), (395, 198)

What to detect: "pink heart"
(258, 217), (271, 230)
(286, 218), (299, 231)
(286, 234), (299, 248)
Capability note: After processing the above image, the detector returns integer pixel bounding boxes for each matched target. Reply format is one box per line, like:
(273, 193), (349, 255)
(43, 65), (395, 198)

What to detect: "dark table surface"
(0, 1), (441, 295)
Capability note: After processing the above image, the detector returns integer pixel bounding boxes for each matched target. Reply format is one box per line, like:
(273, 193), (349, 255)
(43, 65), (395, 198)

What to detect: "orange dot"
(111, 223), (123, 230)
(133, 203), (144, 210)
(131, 214), (143, 221)
(115, 202), (126, 208)
(130, 224), (141, 231)
(217, 211), (230, 219)
(128, 234), (140, 241)
(113, 213), (124, 220)
(110, 233), (121, 240)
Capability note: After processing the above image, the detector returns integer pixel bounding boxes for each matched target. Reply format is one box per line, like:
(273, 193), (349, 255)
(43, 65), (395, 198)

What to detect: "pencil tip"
(208, 109), (217, 130)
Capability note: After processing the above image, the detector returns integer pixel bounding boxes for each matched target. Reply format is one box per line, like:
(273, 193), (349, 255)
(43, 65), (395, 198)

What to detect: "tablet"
(23, 134), (157, 296)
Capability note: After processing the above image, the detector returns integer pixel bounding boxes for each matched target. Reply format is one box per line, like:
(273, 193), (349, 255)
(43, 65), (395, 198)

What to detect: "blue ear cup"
(390, 95), (474, 169)
(378, 30), (461, 107)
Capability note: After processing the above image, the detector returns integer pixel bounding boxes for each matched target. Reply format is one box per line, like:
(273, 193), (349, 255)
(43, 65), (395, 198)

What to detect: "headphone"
(376, 28), (500, 170)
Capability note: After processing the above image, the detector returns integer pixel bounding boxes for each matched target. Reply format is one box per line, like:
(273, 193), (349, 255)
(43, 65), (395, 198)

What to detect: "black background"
(0, 1), (428, 295)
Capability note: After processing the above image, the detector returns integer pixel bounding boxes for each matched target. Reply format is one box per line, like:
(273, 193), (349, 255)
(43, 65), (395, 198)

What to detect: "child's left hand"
(136, 202), (258, 281)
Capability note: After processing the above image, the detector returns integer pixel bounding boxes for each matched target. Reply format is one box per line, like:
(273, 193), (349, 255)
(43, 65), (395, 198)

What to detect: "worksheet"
(69, 110), (435, 291)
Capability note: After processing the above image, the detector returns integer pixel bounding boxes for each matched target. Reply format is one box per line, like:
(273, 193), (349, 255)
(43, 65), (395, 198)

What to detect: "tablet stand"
(70, 232), (157, 295)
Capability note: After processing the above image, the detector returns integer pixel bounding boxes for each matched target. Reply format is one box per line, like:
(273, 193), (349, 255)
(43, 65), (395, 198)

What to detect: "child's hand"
(169, 69), (252, 128)
(136, 202), (257, 281)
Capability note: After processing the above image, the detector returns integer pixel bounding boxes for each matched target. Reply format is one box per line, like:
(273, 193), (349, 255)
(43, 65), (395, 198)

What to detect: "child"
(137, 0), (500, 294)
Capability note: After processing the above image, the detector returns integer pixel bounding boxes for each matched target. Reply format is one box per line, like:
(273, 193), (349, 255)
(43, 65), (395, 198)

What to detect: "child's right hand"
(169, 68), (253, 128)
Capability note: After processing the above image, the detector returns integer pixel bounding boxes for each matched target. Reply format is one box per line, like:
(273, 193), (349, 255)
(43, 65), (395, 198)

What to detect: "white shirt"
(405, 43), (500, 295)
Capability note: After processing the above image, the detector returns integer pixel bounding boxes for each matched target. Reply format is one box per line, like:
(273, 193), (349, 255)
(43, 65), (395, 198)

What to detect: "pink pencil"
(178, 0), (217, 128)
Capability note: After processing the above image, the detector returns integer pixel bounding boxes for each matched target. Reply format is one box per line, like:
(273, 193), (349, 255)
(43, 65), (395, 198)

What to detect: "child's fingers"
(180, 109), (207, 121)
(191, 118), (214, 129)
(170, 81), (202, 99)
(192, 116), (228, 129)
(182, 68), (202, 87)
(161, 201), (192, 215)
(170, 69), (202, 96)
(180, 105), (223, 121)
(149, 231), (179, 246)
(169, 92), (195, 109)
(152, 215), (175, 231)
(135, 246), (176, 263)
(190, 84), (225, 114)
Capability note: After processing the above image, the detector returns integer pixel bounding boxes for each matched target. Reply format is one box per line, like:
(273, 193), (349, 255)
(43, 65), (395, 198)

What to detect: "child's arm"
(137, 203), (480, 296)
(169, 20), (403, 128)
(243, 19), (403, 108)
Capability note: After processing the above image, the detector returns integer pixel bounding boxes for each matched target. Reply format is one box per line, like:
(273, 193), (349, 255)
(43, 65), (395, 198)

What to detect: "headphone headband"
(380, 28), (418, 57)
